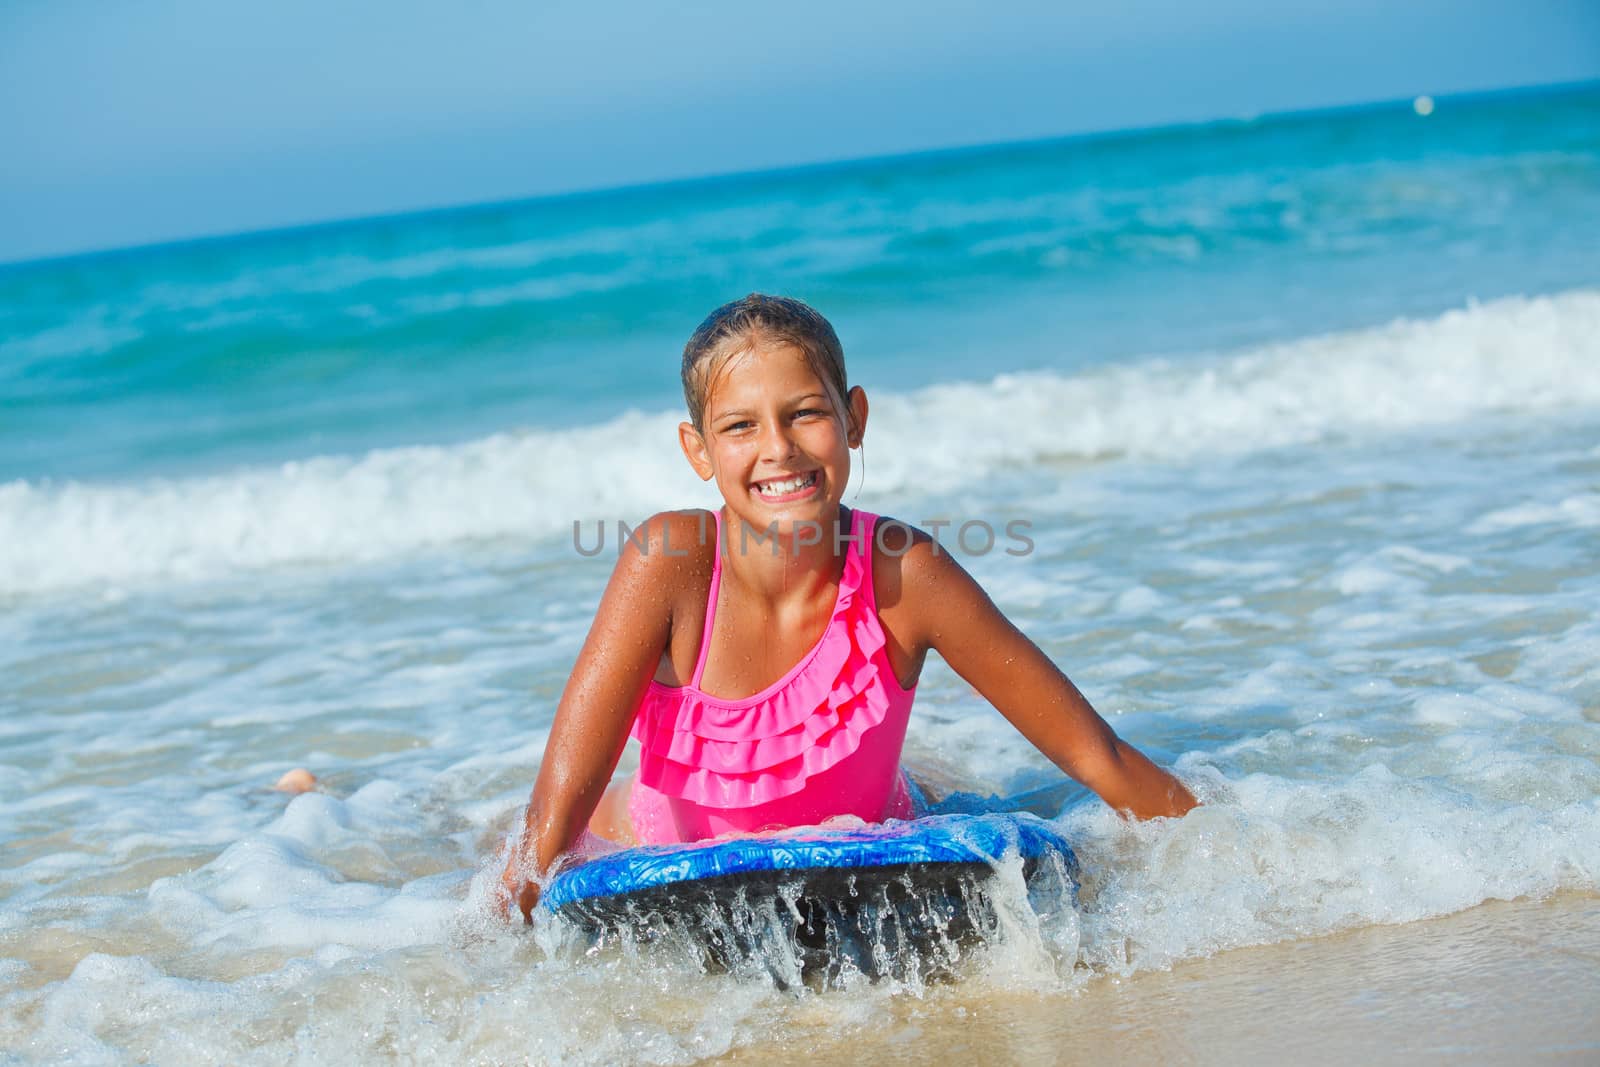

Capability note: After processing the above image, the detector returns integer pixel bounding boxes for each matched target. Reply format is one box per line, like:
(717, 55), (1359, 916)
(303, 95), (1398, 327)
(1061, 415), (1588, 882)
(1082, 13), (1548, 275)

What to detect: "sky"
(1, 0), (1597, 264)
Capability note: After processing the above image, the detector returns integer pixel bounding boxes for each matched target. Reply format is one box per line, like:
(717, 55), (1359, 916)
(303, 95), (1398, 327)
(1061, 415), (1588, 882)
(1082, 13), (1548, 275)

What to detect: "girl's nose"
(758, 420), (799, 461)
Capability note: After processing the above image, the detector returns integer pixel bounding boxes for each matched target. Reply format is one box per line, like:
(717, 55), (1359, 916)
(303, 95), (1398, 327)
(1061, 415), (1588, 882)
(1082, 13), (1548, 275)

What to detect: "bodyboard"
(542, 812), (1077, 983)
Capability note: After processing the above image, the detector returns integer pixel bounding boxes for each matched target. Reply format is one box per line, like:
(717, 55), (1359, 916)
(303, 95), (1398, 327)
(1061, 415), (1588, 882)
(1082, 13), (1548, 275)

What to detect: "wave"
(4, 289), (1598, 596)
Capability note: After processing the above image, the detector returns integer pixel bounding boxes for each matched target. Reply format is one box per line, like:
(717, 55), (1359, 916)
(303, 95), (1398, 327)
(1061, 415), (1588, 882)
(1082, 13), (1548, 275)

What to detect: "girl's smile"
(751, 470), (820, 502)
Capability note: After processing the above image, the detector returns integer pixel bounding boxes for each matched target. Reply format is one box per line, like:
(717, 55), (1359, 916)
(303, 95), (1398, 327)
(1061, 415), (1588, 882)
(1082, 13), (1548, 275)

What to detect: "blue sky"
(1, 0), (1596, 264)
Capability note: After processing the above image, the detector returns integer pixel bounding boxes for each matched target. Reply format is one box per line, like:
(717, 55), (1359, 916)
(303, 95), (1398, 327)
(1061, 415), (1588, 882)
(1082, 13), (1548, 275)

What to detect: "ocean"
(2, 84), (1598, 1063)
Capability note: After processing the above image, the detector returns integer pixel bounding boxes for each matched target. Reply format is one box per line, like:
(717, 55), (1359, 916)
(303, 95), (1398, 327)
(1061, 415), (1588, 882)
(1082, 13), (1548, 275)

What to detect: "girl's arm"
(896, 532), (1197, 820)
(500, 514), (687, 921)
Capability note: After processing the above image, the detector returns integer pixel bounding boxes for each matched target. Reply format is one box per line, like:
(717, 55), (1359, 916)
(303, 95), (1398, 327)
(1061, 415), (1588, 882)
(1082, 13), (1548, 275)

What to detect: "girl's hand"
(500, 846), (540, 923)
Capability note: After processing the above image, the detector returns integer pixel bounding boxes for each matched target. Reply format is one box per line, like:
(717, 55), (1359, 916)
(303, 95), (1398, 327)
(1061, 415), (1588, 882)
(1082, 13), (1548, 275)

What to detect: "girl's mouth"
(751, 470), (819, 502)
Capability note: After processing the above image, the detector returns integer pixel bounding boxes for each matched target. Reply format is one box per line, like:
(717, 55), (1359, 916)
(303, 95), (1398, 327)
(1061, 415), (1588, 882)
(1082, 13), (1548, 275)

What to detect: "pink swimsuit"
(628, 508), (918, 844)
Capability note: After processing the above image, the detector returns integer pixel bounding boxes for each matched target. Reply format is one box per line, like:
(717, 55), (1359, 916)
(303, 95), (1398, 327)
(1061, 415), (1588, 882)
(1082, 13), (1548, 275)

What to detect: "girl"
(501, 294), (1196, 921)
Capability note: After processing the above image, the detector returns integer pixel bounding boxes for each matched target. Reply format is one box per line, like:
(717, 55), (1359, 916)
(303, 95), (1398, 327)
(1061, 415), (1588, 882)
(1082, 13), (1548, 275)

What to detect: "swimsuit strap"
(850, 508), (877, 615)
(688, 508), (724, 690)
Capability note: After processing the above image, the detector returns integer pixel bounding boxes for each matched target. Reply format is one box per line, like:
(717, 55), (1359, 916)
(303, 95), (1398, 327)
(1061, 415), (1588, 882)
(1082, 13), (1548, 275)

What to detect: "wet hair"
(681, 294), (850, 434)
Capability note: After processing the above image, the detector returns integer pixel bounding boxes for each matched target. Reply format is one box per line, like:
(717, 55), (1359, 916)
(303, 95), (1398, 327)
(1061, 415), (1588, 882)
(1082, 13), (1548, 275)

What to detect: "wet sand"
(720, 893), (1600, 1065)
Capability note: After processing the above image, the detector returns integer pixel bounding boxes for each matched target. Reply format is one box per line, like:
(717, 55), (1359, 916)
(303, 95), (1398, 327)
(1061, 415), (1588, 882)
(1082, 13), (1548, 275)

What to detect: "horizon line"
(5, 76), (1596, 273)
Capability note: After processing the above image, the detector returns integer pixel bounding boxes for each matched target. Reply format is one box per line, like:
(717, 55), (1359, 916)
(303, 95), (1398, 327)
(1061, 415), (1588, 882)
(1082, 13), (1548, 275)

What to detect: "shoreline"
(718, 893), (1600, 1064)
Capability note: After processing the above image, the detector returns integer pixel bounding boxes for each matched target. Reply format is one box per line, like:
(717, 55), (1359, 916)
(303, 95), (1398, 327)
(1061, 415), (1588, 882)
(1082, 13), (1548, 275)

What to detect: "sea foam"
(3, 289), (1598, 596)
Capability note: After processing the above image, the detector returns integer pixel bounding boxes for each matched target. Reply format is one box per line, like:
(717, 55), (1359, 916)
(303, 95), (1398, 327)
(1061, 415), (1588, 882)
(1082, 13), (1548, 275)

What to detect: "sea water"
(2, 85), (1598, 1063)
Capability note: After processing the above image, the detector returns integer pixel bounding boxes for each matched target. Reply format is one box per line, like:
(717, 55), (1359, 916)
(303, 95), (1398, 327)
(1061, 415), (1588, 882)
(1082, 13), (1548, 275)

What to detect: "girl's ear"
(845, 386), (869, 448)
(679, 421), (715, 480)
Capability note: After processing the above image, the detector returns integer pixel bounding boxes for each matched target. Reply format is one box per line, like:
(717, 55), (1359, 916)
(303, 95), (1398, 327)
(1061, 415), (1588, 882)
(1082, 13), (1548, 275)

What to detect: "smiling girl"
(501, 294), (1195, 921)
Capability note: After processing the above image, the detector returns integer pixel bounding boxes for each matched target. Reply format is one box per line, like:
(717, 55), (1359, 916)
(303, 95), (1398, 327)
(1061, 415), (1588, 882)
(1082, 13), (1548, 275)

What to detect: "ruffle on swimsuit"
(629, 507), (916, 842)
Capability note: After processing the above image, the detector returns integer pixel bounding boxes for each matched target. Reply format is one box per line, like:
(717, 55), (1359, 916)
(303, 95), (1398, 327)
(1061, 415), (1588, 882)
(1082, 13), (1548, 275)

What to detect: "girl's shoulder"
(864, 514), (946, 609)
(865, 512), (916, 556)
(625, 508), (719, 559)
(608, 509), (719, 600)
(865, 514), (954, 580)
(867, 514), (991, 645)
(627, 511), (716, 559)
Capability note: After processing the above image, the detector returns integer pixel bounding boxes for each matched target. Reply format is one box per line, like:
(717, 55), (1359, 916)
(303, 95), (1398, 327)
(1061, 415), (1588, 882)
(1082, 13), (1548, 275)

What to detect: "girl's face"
(679, 342), (866, 538)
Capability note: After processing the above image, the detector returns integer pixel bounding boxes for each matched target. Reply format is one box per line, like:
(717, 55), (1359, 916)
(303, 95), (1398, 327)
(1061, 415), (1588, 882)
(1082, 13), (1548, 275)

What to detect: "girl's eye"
(794, 408), (825, 419)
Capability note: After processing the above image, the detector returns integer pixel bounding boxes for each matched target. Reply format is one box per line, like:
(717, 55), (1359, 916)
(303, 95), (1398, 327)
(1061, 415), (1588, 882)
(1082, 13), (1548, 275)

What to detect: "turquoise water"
(2, 85), (1600, 1063)
(4, 84), (1597, 483)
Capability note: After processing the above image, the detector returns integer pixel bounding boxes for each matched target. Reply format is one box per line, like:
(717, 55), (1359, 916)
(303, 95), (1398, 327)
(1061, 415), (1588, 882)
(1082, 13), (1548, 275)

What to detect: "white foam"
(0, 409), (715, 596)
(4, 289), (1599, 596)
(1063, 758), (1600, 975)
(1468, 492), (1600, 534)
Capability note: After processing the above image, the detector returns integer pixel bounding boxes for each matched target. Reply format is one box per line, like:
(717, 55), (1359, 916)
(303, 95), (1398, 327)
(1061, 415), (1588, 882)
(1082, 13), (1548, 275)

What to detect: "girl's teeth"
(757, 473), (814, 495)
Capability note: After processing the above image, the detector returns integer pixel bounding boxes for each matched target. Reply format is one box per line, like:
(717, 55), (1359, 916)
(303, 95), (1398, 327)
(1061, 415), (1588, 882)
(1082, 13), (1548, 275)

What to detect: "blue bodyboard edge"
(543, 812), (1074, 911)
